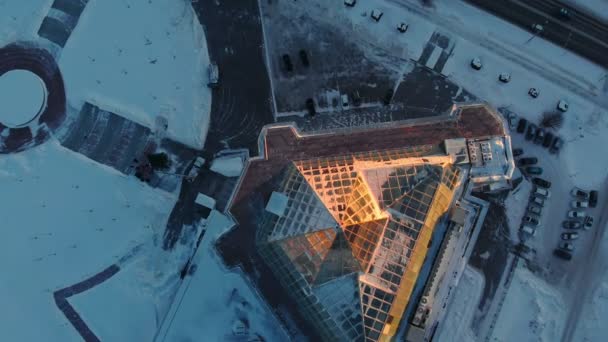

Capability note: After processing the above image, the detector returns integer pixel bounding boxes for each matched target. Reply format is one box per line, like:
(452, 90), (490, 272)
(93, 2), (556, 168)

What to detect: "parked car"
(371, 9), (383, 21)
(507, 113), (518, 130)
(557, 99), (569, 112)
(561, 232), (579, 240)
(525, 123), (537, 140)
(517, 118), (527, 133)
(589, 190), (598, 208)
(207, 63), (219, 87)
(299, 49), (310, 67)
(534, 128), (545, 145)
(341, 94), (349, 108)
(187, 156), (206, 182)
(517, 157), (538, 166)
(523, 215), (539, 226)
(521, 225), (536, 236)
(532, 177), (551, 189)
(499, 73), (511, 83)
(553, 248), (572, 260)
(550, 137), (563, 154)
(344, 0), (356, 7)
(305, 98), (316, 116)
(397, 22), (409, 33)
(571, 200), (589, 208)
(512, 148), (524, 157)
(562, 220), (581, 229)
(535, 187), (551, 198)
(526, 166), (543, 175)
(470, 58), (482, 70)
(560, 242), (574, 252)
(527, 205), (542, 216)
(568, 210), (586, 219)
(584, 216), (594, 230)
(542, 131), (554, 148)
(282, 54), (293, 72)
(531, 195), (545, 207)
(571, 187), (590, 199)
(528, 88), (539, 98)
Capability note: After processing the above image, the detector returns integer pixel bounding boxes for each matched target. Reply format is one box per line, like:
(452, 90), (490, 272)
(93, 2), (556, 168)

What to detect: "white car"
(528, 88), (539, 98)
(371, 9), (383, 21)
(187, 156), (206, 182)
(532, 23), (544, 32)
(341, 94), (349, 108)
(535, 187), (550, 198)
(568, 210), (586, 219)
(207, 63), (219, 88)
(584, 216), (594, 230)
(571, 187), (589, 199)
(557, 99), (569, 112)
(471, 58), (482, 70)
(571, 201), (589, 208)
(344, 0), (356, 7)
(521, 225), (536, 236)
(560, 242), (574, 251)
(499, 73), (511, 83)
(531, 196), (545, 207)
(397, 22), (409, 33)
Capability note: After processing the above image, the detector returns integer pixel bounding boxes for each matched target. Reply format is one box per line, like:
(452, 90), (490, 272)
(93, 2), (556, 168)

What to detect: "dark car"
(557, 7), (570, 20)
(305, 98), (316, 116)
(282, 54), (293, 72)
(352, 91), (362, 107)
(534, 128), (545, 145)
(542, 131), (554, 148)
(562, 220), (581, 229)
(589, 190), (598, 208)
(518, 157), (538, 166)
(550, 137), (563, 154)
(512, 148), (524, 157)
(526, 123), (537, 140)
(553, 249), (572, 260)
(523, 215), (539, 226)
(299, 50), (310, 67)
(532, 177), (551, 189)
(383, 88), (394, 106)
(517, 118), (527, 134)
(526, 166), (543, 175)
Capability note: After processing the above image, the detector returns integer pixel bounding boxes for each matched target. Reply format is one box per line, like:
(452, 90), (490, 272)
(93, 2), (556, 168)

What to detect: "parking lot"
(506, 112), (604, 286)
(260, 0), (406, 115)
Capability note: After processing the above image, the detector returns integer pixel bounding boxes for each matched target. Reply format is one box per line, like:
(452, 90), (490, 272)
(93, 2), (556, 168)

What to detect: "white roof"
(266, 192), (288, 217)
(195, 193), (216, 209)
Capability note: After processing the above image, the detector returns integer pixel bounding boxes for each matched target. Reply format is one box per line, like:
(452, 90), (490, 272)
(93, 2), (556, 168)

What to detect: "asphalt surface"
(191, 0), (274, 155)
(465, 0), (608, 68)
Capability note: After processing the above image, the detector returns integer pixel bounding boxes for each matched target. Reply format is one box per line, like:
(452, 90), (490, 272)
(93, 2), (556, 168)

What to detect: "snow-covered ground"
(59, 0), (212, 149)
(156, 211), (290, 342)
(490, 264), (566, 342)
(0, 141), (175, 341)
(566, 0), (608, 21)
(0, 69), (46, 127)
(435, 265), (484, 342)
(0, 0), (52, 46)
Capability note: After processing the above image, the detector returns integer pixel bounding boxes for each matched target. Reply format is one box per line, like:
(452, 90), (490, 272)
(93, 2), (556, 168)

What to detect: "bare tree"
(539, 111), (564, 130)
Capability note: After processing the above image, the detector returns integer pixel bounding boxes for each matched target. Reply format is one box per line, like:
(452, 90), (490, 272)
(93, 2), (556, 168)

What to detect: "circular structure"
(0, 70), (47, 128)
(0, 43), (66, 154)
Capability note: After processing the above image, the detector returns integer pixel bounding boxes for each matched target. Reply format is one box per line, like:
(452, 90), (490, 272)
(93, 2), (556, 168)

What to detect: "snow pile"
(210, 155), (244, 177)
(504, 179), (532, 240)
(0, 0), (52, 46)
(0, 141), (175, 341)
(435, 266), (484, 342)
(157, 211), (290, 342)
(59, 0), (212, 148)
(491, 265), (566, 342)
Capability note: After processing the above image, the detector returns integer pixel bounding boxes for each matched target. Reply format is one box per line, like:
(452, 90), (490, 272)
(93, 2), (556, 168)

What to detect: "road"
(560, 178), (608, 342)
(465, 0), (608, 68)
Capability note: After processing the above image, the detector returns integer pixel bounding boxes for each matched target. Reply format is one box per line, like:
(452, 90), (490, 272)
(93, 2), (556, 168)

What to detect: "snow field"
(0, 0), (53, 46)
(59, 0), (212, 149)
(490, 264), (566, 342)
(0, 141), (175, 341)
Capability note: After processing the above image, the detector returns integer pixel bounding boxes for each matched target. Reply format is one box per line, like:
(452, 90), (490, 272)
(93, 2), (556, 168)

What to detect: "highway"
(465, 0), (608, 68)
